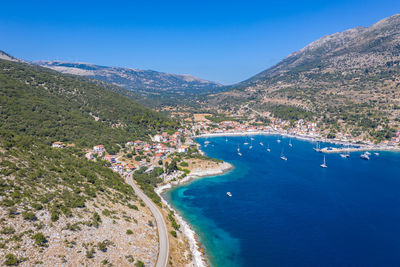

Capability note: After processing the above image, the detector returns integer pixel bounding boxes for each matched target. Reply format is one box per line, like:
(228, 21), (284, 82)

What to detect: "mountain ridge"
(34, 60), (223, 96)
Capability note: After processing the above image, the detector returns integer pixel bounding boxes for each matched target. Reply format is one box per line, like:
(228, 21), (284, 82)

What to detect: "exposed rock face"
(34, 61), (223, 96)
(209, 13), (400, 130)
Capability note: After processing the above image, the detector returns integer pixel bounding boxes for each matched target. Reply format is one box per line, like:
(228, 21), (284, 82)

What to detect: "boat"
(313, 142), (319, 151)
(250, 137), (254, 140)
(204, 141), (210, 144)
(374, 152), (380, 156)
(244, 136), (249, 145)
(238, 152), (242, 156)
(225, 137), (228, 142)
(260, 142), (264, 146)
(237, 144), (240, 152)
(280, 148), (287, 161)
(266, 143), (271, 152)
(249, 139), (253, 149)
(340, 153), (350, 158)
(320, 155), (327, 168)
(360, 153), (370, 160)
(227, 192), (232, 197)
(365, 151), (371, 156)
(277, 139), (281, 143)
(289, 139), (293, 147)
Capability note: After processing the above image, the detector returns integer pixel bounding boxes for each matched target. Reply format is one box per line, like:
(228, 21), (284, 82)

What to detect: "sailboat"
(320, 155), (327, 168)
(237, 144), (242, 156)
(266, 143), (271, 152)
(225, 137), (228, 142)
(314, 141), (320, 152)
(280, 148), (287, 161)
(244, 135), (249, 145)
(249, 139), (253, 149)
(277, 137), (281, 143)
(289, 139), (293, 147)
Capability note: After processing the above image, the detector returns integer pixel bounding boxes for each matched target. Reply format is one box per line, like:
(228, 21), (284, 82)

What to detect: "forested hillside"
(0, 59), (179, 153)
(0, 59), (178, 266)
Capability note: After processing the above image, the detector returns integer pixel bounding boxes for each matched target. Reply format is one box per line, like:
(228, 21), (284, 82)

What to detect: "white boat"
(280, 148), (287, 161)
(374, 152), (380, 156)
(365, 151), (371, 156)
(320, 155), (327, 168)
(225, 138), (228, 142)
(260, 142), (264, 146)
(250, 137), (254, 140)
(249, 139), (253, 149)
(237, 144), (240, 152)
(360, 153), (370, 160)
(340, 153), (350, 158)
(289, 139), (293, 147)
(238, 152), (242, 156)
(267, 143), (271, 152)
(277, 139), (281, 143)
(227, 192), (232, 197)
(313, 142), (320, 152)
(204, 141), (210, 144)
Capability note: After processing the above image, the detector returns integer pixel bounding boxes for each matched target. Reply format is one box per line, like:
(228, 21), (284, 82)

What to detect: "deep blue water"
(165, 135), (400, 267)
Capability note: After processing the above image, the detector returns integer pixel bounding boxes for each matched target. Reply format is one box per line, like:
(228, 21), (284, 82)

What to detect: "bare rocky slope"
(209, 13), (400, 139)
(34, 61), (223, 97)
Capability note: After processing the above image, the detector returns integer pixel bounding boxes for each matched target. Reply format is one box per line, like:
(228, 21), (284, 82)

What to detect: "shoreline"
(194, 131), (400, 153)
(155, 131), (398, 266)
(155, 162), (233, 267)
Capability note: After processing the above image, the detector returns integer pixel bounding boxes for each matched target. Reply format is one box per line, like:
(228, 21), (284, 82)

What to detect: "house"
(153, 135), (163, 142)
(134, 140), (143, 147)
(51, 142), (65, 148)
(112, 164), (124, 173)
(177, 145), (189, 153)
(103, 155), (116, 164)
(93, 145), (105, 154)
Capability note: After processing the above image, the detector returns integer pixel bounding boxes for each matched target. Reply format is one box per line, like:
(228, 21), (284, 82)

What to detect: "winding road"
(127, 174), (169, 267)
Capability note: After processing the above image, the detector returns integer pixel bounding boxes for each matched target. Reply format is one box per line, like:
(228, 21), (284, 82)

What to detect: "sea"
(164, 135), (400, 267)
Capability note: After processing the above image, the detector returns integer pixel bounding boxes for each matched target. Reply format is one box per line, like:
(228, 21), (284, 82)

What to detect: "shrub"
(126, 229), (133, 235)
(170, 230), (177, 238)
(4, 254), (18, 266)
(32, 232), (47, 246)
(135, 260), (145, 267)
(22, 211), (37, 221)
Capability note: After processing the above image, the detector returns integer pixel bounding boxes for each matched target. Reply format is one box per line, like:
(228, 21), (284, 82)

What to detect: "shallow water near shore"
(165, 135), (400, 266)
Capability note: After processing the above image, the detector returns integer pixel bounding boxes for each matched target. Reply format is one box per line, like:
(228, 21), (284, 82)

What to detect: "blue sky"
(1, 0), (400, 84)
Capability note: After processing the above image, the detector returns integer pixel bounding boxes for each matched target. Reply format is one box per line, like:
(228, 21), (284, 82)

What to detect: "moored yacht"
(320, 155), (327, 168)
(360, 153), (370, 160)
(227, 192), (232, 197)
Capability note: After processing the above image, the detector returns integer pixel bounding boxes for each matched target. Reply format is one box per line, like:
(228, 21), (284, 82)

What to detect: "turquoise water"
(165, 135), (400, 266)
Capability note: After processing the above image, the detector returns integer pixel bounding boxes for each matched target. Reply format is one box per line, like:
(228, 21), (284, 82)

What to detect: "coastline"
(194, 131), (400, 153)
(155, 131), (399, 267)
(155, 161), (233, 267)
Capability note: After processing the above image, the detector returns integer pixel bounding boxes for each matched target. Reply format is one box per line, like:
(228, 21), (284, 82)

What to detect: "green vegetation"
(32, 232), (47, 247)
(126, 229), (133, 235)
(0, 60), (179, 152)
(133, 167), (164, 206)
(4, 254), (18, 266)
(170, 230), (177, 238)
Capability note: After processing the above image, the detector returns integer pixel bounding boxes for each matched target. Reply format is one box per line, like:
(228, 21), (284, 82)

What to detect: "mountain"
(0, 50), (24, 63)
(34, 61), (223, 98)
(209, 13), (400, 139)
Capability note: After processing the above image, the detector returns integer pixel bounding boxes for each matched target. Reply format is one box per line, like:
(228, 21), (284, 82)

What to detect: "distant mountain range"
(209, 13), (400, 137)
(34, 61), (223, 97)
